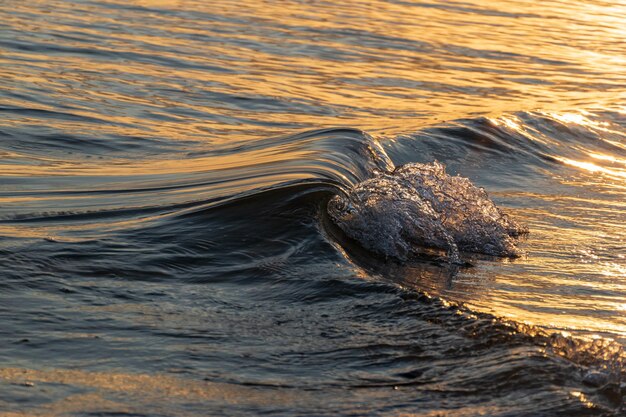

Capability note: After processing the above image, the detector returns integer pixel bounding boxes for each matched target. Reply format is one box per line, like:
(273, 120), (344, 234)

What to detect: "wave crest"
(327, 161), (527, 261)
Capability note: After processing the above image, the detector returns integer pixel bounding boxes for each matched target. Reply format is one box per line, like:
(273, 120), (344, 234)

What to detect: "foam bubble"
(327, 162), (527, 262)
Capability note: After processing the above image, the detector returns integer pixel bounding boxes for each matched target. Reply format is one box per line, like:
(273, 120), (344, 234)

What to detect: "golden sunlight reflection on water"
(1, 0), (625, 349)
(2, 0), (625, 142)
(1, 1), (626, 415)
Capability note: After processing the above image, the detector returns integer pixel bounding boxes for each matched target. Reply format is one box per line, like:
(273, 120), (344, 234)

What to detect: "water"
(1, 0), (625, 415)
(328, 161), (529, 261)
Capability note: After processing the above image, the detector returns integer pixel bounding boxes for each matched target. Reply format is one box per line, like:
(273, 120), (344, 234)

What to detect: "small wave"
(0, 128), (390, 238)
(327, 161), (527, 262)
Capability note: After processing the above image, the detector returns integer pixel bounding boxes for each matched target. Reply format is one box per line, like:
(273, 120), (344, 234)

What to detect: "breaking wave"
(328, 161), (528, 262)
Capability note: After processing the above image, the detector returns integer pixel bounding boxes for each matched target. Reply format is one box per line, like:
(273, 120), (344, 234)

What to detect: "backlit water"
(1, 0), (625, 415)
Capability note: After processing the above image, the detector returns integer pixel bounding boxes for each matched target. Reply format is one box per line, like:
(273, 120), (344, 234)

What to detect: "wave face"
(1, 0), (626, 416)
(328, 161), (527, 261)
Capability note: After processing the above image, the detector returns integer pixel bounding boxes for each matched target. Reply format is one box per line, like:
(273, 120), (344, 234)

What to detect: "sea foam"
(327, 162), (527, 262)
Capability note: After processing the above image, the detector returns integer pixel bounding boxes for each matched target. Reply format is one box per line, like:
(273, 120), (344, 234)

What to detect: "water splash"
(327, 162), (527, 262)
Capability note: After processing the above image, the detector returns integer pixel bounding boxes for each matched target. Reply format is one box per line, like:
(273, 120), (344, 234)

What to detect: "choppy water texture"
(1, 0), (625, 415)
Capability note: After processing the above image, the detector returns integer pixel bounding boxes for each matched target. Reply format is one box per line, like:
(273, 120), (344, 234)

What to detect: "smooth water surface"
(1, 0), (625, 415)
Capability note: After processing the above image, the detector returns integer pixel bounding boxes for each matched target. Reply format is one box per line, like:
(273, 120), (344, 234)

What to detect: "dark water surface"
(1, 0), (625, 415)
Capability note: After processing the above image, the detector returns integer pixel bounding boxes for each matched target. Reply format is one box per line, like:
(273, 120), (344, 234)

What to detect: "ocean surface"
(1, 0), (625, 415)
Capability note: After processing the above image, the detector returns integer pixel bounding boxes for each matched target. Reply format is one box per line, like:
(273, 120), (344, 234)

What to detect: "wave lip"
(327, 161), (527, 261)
